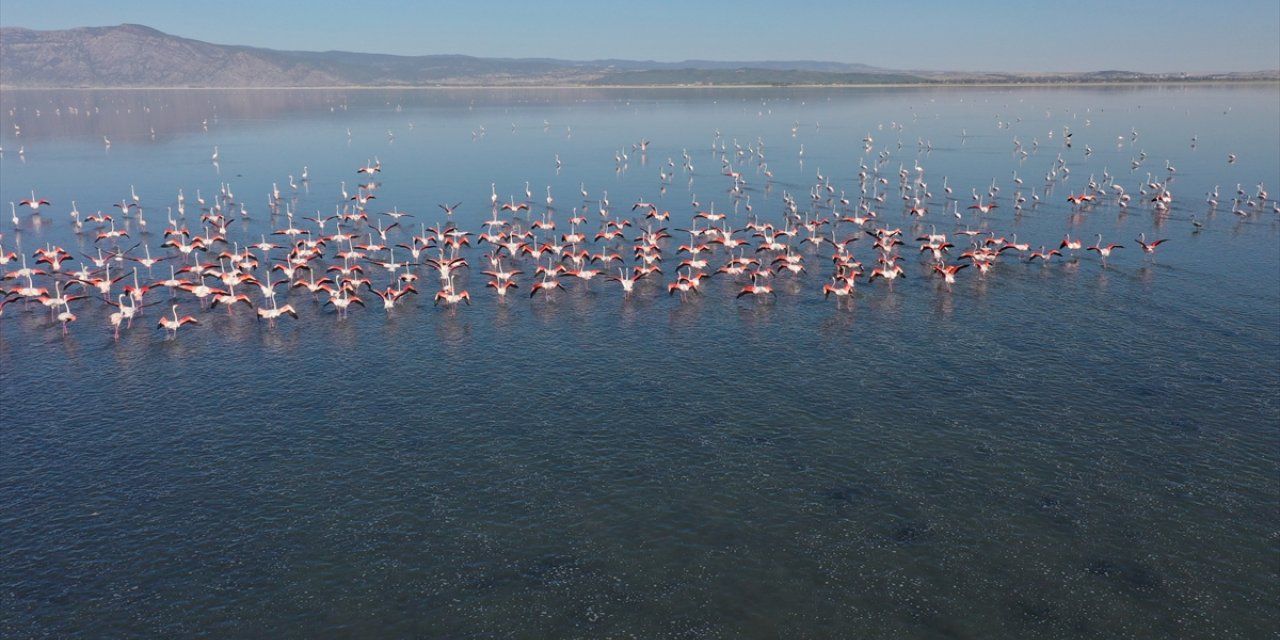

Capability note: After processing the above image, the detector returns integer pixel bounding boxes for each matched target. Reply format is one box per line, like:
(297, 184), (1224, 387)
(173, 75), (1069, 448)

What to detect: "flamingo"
(1087, 234), (1124, 263)
(293, 273), (334, 298)
(12, 274), (49, 301)
(55, 301), (78, 334)
(867, 258), (905, 283)
(211, 283), (253, 313)
(157, 304), (199, 338)
(434, 278), (471, 306)
(108, 293), (141, 339)
(179, 278), (226, 308)
(1135, 233), (1168, 254)
(122, 268), (154, 306)
(667, 269), (705, 299)
(38, 281), (86, 319)
(127, 244), (169, 272)
(151, 265), (191, 296)
(481, 262), (522, 285)
(256, 299), (299, 327)
(736, 274), (775, 300)
(424, 255), (468, 283)
(5, 253), (49, 281)
(34, 245), (73, 272)
(501, 197), (530, 212)
(529, 269), (565, 299)
(322, 285), (365, 318)
(606, 267), (646, 297)
(932, 262), (968, 285)
(1028, 246), (1063, 263)
(19, 191), (51, 212)
(486, 279), (519, 298)
(367, 283), (417, 312)
(822, 276), (856, 305)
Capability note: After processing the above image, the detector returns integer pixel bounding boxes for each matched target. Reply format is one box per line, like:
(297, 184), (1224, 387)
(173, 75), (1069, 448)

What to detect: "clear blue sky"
(2, 0), (1277, 73)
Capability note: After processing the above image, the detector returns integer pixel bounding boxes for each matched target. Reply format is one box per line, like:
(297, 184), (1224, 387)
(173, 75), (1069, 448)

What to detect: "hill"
(1, 25), (1275, 88)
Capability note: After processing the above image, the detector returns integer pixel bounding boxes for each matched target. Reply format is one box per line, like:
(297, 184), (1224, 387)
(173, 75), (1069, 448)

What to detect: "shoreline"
(1, 80), (1277, 91)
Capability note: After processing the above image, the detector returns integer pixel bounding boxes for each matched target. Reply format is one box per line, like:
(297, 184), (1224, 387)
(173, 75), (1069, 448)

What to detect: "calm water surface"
(1, 86), (1278, 638)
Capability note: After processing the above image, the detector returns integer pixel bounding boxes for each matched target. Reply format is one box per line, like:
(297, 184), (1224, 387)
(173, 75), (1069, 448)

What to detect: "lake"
(1, 85), (1278, 638)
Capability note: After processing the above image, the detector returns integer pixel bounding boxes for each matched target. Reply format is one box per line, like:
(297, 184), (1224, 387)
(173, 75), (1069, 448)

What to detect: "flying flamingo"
(933, 262), (968, 285)
(322, 285), (364, 318)
(736, 274), (775, 300)
(1135, 233), (1168, 255)
(434, 277), (471, 306)
(868, 258), (906, 283)
(822, 276), (856, 307)
(529, 269), (565, 299)
(256, 299), (299, 327)
(108, 293), (140, 339)
(1028, 246), (1063, 263)
(1087, 234), (1124, 263)
(367, 282), (417, 312)
(19, 191), (50, 212)
(486, 279), (518, 298)
(157, 304), (199, 338)
(606, 267), (646, 297)
(211, 283), (253, 313)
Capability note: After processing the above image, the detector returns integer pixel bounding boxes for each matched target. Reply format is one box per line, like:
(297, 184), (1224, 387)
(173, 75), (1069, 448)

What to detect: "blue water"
(1, 85), (1278, 638)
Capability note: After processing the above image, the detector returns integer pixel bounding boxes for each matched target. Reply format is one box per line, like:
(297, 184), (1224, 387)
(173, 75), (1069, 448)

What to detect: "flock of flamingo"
(1, 118), (1275, 342)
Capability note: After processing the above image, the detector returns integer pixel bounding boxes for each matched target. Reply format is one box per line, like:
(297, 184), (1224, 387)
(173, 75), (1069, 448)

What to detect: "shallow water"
(1, 85), (1278, 638)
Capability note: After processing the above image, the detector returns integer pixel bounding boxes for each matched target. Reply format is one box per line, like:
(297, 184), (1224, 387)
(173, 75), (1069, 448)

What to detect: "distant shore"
(5, 24), (1275, 95)
(3, 79), (1277, 91)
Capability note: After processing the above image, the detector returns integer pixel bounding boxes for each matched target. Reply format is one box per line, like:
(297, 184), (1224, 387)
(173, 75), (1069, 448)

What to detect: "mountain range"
(2, 24), (1275, 88)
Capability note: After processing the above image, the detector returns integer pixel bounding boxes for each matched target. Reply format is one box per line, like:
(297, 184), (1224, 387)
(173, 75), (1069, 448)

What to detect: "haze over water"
(1, 85), (1278, 638)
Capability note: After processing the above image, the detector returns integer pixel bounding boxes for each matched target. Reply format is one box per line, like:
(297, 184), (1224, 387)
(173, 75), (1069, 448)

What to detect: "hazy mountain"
(1, 24), (1275, 88)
